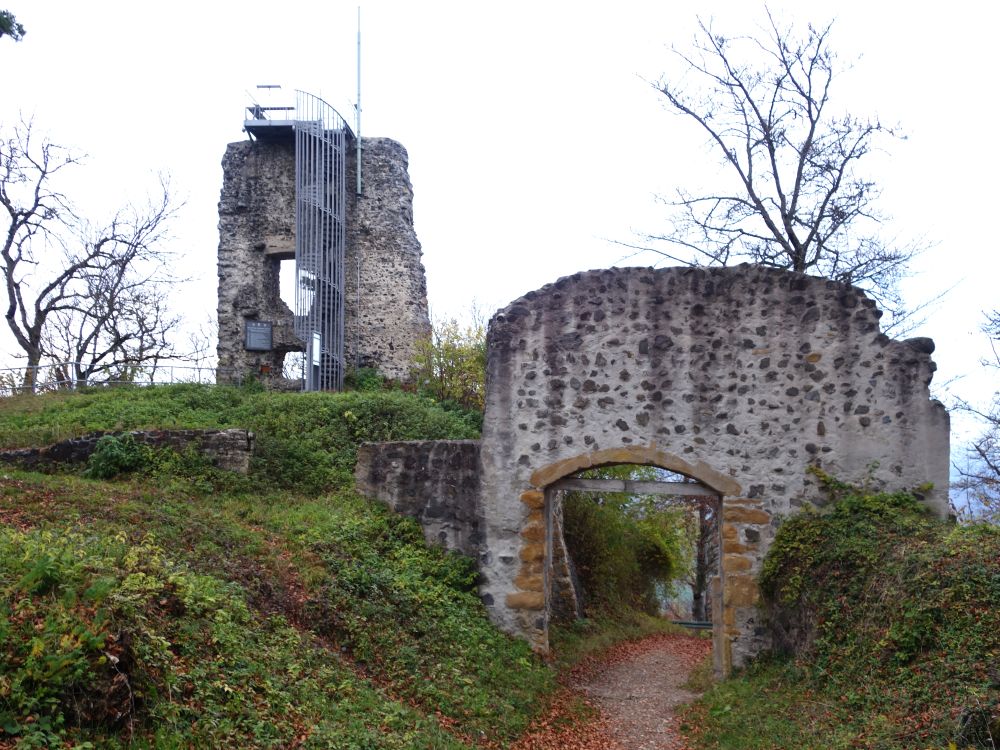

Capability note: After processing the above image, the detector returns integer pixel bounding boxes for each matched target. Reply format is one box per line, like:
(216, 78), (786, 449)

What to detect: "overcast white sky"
(2, 1), (998, 459)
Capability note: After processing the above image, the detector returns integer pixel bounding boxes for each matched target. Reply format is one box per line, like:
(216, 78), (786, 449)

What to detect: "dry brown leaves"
(509, 687), (622, 750)
(511, 631), (712, 750)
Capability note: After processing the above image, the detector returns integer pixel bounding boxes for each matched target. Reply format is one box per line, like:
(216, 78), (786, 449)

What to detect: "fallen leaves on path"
(510, 687), (622, 750)
(512, 632), (711, 750)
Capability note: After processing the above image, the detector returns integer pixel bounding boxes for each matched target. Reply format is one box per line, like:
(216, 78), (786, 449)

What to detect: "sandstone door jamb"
(509, 445), (744, 675)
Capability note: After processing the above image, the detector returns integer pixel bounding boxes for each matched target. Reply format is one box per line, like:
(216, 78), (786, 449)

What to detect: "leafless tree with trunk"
(1, 119), (179, 390)
(635, 10), (919, 322)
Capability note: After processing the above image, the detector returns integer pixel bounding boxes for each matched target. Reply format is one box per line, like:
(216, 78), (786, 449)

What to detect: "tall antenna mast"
(356, 6), (362, 196)
(355, 6), (363, 370)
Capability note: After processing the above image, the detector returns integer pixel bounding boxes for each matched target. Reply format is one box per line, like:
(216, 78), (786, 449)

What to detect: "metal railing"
(0, 362), (242, 397)
(245, 104), (296, 122)
(294, 90), (350, 391)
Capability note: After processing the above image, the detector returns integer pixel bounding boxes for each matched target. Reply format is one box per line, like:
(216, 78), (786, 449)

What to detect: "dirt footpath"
(511, 632), (712, 750)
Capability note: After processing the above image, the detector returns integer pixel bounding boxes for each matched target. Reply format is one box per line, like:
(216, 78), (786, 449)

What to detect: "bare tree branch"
(644, 10), (919, 323)
(1, 120), (180, 388)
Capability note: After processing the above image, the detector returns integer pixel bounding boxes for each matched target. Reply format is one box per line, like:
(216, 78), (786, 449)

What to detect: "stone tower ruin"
(216, 90), (431, 387)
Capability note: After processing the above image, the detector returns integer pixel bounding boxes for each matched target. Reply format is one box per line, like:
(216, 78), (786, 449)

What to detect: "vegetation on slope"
(682, 476), (1000, 750)
(0, 385), (550, 748)
(0, 383), (480, 491)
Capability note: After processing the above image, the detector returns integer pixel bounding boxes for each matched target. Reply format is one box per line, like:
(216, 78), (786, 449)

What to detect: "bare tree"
(0, 10), (25, 41)
(639, 10), (916, 317)
(41, 258), (180, 387)
(954, 314), (1000, 522)
(1, 119), (179, 389)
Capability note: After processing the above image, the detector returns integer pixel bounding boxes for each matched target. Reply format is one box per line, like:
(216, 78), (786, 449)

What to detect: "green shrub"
(84, 434), (152, 479)
(410, 317), (486, 413)
(343, 366), (385, 392)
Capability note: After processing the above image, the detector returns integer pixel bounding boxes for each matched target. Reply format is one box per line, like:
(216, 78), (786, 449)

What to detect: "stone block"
(520, 490), (545, 509)
(723, 554), (753, 572)
(724, 575), (759, 608)
(506, 591), (545, 610)
(519, 543), (545, 562)
(520, 524), (545, 543)
(723, 506), (771, 525)
(513, 573), (544, 592)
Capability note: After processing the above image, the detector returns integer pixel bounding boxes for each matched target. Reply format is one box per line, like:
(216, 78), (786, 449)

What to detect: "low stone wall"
(0, 429), (255, 474)
(355, 440), (482, 557)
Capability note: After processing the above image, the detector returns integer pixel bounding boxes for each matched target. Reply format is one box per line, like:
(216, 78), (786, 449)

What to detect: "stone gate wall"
(477, 265), (950, 670)
(355, 440), (482, 556)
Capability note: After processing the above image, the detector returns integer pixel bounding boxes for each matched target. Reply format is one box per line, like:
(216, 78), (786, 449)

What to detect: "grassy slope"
(681, 485), (1000, 750)
(9, 386), (997, 749)
(0, 386), (550, 749)
(0, 383), (481, 492)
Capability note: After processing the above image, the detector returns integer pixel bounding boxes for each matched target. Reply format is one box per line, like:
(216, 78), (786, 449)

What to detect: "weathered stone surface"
(513, 573), (545, 591)
(216, 136), (430, 384)
(722, 554), (753, 572)
(354, 264), (950, 675)
(722, 506), (772, 525)
(519, 543), (545, 561)
(477, 264), (949, 670)
(505, 591), (545, 610)
(216, 140), (300, 381)
(354, 440), (481, 556)
(520, 490), (545, 509)
(520, 524), (545, 543)
(344, 139), (432, 379)
(0, 429), (254, 474)
(723, 575), (760, 609)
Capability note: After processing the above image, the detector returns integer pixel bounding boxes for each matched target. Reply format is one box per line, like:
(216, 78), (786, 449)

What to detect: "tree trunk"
(691, 502), (713, 621)
(21, 350), (41, 393)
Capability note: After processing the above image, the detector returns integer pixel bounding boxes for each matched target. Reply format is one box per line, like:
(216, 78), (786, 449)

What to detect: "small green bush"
(84, 434), (152, 479)
(343, 366), (385, 392)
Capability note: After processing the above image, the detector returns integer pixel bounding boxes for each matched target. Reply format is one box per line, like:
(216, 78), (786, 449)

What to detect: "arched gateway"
(356, 265), (950, 674)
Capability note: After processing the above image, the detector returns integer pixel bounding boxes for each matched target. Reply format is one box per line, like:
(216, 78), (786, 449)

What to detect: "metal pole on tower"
(356, 6), (362, 197)
(355, 6), (363, 370)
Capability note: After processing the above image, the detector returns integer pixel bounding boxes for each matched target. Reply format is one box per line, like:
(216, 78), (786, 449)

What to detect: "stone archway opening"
(545, 463), (720, 628)
(527, 449), (732, 675)
(492, 445), (764, 677)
